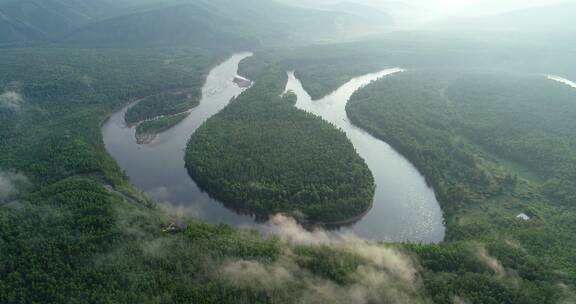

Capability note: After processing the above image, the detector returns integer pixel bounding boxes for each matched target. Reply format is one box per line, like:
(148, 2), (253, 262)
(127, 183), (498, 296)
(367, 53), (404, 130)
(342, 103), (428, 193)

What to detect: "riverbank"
(135, 112), (191, 144)
(287, 70), (445, 242)
(185, 62), (375, 224)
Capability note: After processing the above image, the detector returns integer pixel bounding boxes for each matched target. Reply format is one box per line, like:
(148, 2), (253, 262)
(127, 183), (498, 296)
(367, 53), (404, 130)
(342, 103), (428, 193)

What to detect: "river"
(547, 75), (576, 89)
(103, 53), (256, 226)
(286, 71), (445, 242)
(102, 53), (445, 242)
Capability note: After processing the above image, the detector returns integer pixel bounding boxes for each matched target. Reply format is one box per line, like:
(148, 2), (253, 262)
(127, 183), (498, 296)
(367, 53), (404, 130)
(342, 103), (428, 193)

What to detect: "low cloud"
(476, 246), (505, 276)
(222, 214), (426, 303)
(453, 295), (471, 304)
(0, 91), (24, 111)
(0, 170), (30, 202)
(557, 283), (576, 304)
(260, 215), (417, 283)
(221, 260), (294, 290)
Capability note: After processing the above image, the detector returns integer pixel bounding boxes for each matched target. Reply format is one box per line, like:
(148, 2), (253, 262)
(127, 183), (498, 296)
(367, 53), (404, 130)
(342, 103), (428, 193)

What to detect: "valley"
(2, 0), (576, 303)
(103, 55), (445, 242)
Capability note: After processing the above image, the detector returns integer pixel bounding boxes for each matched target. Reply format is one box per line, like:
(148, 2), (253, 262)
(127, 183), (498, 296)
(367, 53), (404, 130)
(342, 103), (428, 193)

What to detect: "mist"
(2, 0), (576, 302)
(0, 91), (24, 111)
(223, 215), (426, 303)
(0, 170), (29, 203)
(279, 0), (575, 29)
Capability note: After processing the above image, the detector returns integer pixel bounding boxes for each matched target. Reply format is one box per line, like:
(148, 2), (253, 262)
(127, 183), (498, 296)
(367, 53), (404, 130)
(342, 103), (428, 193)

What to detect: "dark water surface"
(103, 53), (256, 225)
(103, 54), (445, 242)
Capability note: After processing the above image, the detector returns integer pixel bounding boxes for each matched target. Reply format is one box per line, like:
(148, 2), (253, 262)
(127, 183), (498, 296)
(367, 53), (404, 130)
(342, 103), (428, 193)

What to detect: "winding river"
(103, 53), (256, 226)
(287, 71), (445, 242)
(103, 53), (445, 243)
(547, 75), (576, 89)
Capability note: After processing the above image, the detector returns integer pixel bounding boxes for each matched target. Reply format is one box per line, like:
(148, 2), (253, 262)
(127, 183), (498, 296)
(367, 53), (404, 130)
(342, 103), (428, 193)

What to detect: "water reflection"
(103, 53), (257, 226)
(286, 70), (445, 242)
(103, 54), (445, 242)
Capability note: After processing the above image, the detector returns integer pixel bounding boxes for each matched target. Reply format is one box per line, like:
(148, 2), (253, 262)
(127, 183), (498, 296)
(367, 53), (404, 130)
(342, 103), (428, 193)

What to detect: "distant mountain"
(65, 0), (385, 48)
(438, 3), (576, 32)
(276, 0), (392, 25)
(63, 3), (256, 49)
(0, 0), (162, 44)
(0, 0), (389, 48)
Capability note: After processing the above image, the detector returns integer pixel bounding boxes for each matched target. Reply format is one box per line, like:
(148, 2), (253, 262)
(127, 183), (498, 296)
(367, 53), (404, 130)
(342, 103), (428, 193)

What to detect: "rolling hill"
(0, 0), (389, 48)
(438, 3), (576, 32)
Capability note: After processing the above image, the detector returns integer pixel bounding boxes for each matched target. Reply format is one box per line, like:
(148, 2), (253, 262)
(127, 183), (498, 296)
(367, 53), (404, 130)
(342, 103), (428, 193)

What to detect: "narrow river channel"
(103, 53), (446, 242)
(547, 75), (576, 89)
(103, 53), (256, 226)
(286, 71), (445, 242)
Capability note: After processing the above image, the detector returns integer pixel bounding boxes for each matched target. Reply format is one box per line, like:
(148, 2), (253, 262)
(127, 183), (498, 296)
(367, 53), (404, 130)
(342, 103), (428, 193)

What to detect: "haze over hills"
(281, 0), (575, 29)
(3, 0), (570, 47)
(436, 2), (576, 32)
(2, 0), (576, 303)
(0, 0), (393, 47)
(0, 0), (163, 44)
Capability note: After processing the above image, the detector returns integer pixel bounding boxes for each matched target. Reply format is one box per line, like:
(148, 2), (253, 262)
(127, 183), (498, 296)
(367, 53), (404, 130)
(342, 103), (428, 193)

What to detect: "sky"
(404, 0), (569, 14)
(398, 0), (571, 24)
(282, 0), (572, 26)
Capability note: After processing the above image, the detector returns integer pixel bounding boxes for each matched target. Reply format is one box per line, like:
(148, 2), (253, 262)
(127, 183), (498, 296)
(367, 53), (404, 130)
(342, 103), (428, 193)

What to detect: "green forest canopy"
(347, 70), (576, 298)
(185, 62), (375, 223)
(0, 45), (575, 303)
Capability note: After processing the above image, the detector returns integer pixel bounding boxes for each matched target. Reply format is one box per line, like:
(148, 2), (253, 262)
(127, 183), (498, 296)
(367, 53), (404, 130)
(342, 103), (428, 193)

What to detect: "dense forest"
(445, 73), (576, 206)
(244, 31), (576, 100)
(0, 0), (385, 48)
(135, 112), (191, 144)
(348, 71), (498, 217)
(0, 47), (464, 304)
(346, 70), (576, 301)
(1, 0), (576, 302)
(125, 90), (200, 125)
(185, 62), (375, 223)
(1, 32), (576, 304)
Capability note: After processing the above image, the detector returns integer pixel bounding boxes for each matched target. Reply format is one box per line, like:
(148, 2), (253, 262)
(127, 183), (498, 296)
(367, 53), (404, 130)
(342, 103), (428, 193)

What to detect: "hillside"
(438, 3), (576, 32)
(345, 70), (576, 301)
(64, 3), (256, 49)
(0, 0), (137, 44)
(0, 0), (387, 47)
(65, 0), (383, 48)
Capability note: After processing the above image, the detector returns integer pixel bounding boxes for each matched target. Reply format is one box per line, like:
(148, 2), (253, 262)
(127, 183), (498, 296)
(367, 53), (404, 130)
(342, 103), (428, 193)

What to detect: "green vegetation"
(0, 47), (427, 304)
(445, 73), (576, 205)
(0, 47), (220, 185)
(135, 112), (190, 143)
(125, 91), (198, 124)
(348, 71), (498, 217)
(186, 63), (374, 223)
(3, 37), (576, 302)
(0, 47), (297, 303)
(347, 70), (576, 301)
(0, 0), (385, 48)
(244, 30), (576, 99)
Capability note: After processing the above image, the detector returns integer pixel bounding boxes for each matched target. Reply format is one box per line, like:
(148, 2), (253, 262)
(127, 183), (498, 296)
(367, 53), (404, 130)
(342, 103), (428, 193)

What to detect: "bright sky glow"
(359, 0), (572, 25)
(282, 0), (573, 26)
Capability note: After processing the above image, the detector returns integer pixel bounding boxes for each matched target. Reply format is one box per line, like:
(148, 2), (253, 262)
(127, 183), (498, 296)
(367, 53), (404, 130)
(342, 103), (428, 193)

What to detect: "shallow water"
(547, 75), (576, 89)
(103, 54), (445, 242)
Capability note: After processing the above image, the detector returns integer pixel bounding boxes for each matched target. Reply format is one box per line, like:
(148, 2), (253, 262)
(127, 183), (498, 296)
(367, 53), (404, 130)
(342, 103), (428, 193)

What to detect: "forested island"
(185, 62), (375, 223)
(135, 112), (190, 144)
(125, 91), (200, 125)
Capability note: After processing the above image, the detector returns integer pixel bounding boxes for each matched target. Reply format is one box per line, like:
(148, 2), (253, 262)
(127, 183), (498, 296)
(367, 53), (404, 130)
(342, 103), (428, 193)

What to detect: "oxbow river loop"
(103, 54), (446, 242)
